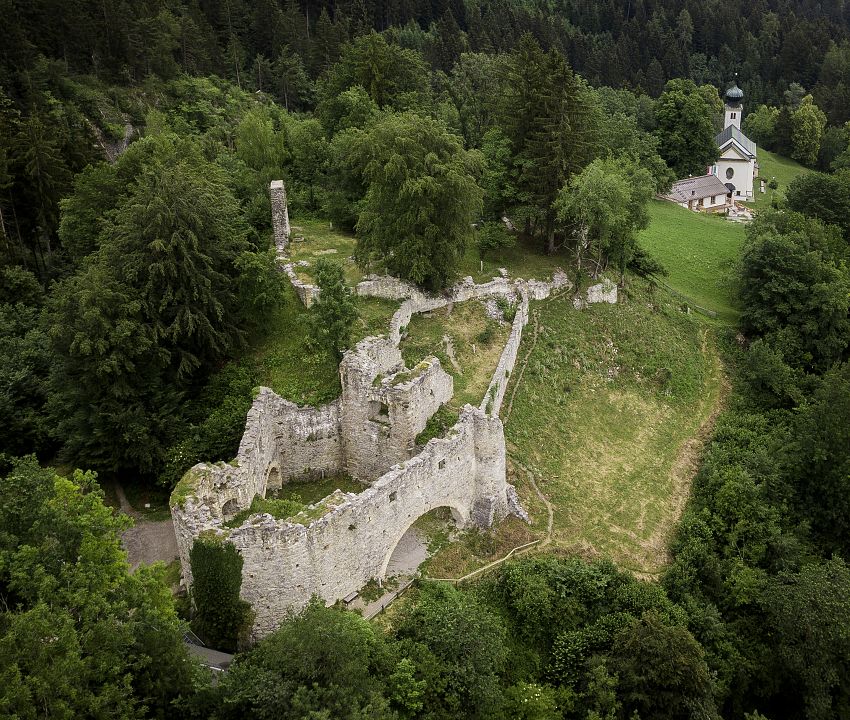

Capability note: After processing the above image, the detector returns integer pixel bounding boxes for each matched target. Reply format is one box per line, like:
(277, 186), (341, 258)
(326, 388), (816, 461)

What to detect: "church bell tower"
(724, 82), (744, 130)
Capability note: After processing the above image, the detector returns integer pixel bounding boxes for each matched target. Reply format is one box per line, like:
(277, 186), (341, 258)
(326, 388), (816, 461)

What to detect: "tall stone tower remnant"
(269, 180), (291, 251)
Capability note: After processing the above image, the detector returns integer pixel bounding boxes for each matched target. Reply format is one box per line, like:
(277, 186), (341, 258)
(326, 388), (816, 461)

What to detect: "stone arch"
(379, 505), (468, 580)
(266, 465), (281, 491)
(221, 498), (239, 521)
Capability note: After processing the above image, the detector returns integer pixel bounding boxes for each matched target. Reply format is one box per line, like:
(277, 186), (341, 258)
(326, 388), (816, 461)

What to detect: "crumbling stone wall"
(227, 406), (507, 638)
(339, 336), (454, 481)
(174, 210), (613, 638)
(270, 180), (291, 252)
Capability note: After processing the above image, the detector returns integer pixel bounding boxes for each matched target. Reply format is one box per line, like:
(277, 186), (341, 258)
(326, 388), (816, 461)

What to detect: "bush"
(189, 535), (253, 652)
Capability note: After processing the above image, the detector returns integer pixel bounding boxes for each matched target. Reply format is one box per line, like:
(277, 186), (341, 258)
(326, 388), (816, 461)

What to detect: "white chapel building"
(710, 83), (758, 201)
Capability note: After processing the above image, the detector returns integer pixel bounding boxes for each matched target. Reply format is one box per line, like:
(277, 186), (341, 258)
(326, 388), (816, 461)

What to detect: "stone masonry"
(171, 186), (619, 640)
(270, 180), (291, 251)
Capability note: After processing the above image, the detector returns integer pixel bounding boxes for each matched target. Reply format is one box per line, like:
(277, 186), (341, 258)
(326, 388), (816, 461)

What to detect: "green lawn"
(502, 280), (724, 577)
(753, 148), (810, 210)
(289, 218), (362, 286)
(639, 200), (745, 323)
(456, 231), (566, 283)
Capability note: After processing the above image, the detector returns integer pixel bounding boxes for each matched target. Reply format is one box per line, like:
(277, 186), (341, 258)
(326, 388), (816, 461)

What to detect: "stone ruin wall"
(339, 336), (454, 482)
(172, 184), (619, 638)
(229, 406), (506, 638)
(270, 180), (291, 252)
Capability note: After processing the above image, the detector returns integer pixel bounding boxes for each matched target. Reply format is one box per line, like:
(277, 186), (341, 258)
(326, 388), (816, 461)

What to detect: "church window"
(731, 112), (736, 119)
(726, 167), (734, 179)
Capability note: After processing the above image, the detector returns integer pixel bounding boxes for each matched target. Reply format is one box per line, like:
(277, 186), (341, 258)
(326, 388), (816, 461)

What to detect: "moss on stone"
(170, 467), (205, 509)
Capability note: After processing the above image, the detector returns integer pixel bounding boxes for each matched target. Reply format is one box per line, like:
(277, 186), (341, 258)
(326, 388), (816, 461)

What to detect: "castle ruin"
(170, 181), (614, 640)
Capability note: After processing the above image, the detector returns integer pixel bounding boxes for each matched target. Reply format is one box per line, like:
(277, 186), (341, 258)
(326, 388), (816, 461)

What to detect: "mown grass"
(639, 199), (744, 323)
(503, 279), (724, 576)
(752, 148), (810, 210)
(288, 219), (362, 286)
(249, 284), (397, 405)
(400, 301), (509, 410)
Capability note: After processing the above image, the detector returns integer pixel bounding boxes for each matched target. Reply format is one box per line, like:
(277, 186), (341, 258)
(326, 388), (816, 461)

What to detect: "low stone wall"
(480, 287), (530, 416)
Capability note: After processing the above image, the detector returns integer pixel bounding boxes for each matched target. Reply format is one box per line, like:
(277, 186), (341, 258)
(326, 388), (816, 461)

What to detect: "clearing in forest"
(288, 219), (362, 286)
(500, 281), (724, 577)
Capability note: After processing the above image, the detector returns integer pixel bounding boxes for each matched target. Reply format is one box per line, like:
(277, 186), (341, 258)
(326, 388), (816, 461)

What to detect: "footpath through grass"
(502, 279), (724, 577)
(640, 200), (744, 323)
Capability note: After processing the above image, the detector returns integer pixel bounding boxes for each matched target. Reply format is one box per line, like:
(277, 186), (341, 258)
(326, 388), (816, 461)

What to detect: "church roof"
(725, 84), (744, 100)
(663, 174), (730, 203)
(716, 125), (756, 158)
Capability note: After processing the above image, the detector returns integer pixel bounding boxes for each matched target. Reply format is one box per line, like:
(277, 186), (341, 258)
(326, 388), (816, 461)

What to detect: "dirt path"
(442, 334), (463, 374)
(115, 482), (179, 570)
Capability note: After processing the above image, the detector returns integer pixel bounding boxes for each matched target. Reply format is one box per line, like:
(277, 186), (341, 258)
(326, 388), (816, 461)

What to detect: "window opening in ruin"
(438, 459), (446, 470)
(389, 491), (397, 502)
(369, 400), (391, 424)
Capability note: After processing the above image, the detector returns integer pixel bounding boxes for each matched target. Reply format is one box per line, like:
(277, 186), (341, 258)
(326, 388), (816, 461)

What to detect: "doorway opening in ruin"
(266, 466), (281, 492)
(221, 498), (239, 521)
(381, 506), (466, 580)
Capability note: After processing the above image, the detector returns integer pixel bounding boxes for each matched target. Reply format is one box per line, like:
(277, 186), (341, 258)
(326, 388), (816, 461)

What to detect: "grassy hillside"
(753, 148), (810, 209)
(501, 280), (724, 577)
(639, 200), (744, 323)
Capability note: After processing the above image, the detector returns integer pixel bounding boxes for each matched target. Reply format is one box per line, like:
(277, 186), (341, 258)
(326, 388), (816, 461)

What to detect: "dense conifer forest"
(1, 1), (850, 718)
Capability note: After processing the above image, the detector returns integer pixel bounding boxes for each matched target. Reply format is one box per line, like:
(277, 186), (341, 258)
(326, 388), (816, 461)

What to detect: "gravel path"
(115, 483), (178, 570)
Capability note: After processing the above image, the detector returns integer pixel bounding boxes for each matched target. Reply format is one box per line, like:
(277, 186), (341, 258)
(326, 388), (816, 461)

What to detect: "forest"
(1, 1), (850, 718)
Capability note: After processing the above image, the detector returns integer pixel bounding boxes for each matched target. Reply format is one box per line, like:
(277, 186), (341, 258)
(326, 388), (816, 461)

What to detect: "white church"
(664, 82), (759, 211)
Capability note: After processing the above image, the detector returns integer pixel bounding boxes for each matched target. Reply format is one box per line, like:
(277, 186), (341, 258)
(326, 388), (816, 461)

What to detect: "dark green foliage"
(0, 457), (193, 718)
(189, 536), (252, 653)
(738, 211), (850, 374)
(354, 112), (484, 290)
(499, 34), (601, 254)
(310, 258), (358, 359)
(786, 170), (850, 240)
(475, 221), (514, 260)
(211, 601), (397, 719)
(792, 363), (850, 554)
(318, 32), (430, 113)
(48, 135), (252, 476)
(395, 582), (509, 719)
(654, 79), (720, 177)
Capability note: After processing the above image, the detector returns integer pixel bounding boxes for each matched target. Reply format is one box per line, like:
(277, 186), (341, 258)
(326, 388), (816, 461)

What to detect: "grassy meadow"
(752, 148), (810, 210)
(501, 280), (724, 577)
(639, 199), (744, 323)
(288, 218), (362, 286)
(250, 283), (398, 405)
(400, 301), (510, 410)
